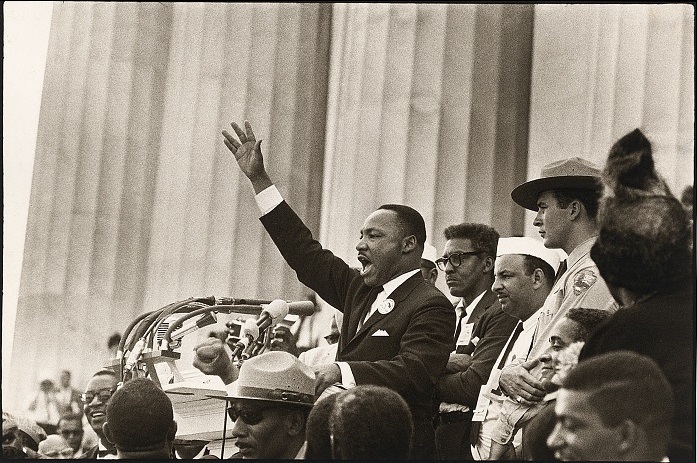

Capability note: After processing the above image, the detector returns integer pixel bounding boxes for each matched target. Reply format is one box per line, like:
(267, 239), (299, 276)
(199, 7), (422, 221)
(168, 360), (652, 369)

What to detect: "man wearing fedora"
(224, 351), (315, 459)
(222, 121), (453, 459)
(489, 158), (617, 457)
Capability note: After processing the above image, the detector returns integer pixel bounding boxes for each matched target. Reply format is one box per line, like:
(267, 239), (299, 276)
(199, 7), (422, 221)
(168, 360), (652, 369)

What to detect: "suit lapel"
(467, 289), (497, 327)
(345, 273), (421, 348)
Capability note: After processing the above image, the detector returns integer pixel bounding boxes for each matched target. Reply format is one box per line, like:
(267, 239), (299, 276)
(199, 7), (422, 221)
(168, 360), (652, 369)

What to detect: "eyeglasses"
(43, 448), (74, 458)
(81, 387), (117, 404)
(227, 404), (275, 425)
(435, 251), (482, 271)
(60, 429), (84, 437)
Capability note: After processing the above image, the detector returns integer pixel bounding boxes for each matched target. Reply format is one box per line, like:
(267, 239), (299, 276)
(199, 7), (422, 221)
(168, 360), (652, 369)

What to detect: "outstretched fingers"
(230, 121), (247, 143)
(244, 120), (256, 142)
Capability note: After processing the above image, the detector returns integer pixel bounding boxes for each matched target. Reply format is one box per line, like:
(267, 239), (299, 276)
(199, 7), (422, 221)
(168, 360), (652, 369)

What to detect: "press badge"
(456, 323), (474, 347)
(472, 384), (490, 421)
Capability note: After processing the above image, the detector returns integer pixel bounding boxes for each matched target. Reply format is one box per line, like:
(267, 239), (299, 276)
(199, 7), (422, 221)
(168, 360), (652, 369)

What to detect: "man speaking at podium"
(221, 121), (454, 459)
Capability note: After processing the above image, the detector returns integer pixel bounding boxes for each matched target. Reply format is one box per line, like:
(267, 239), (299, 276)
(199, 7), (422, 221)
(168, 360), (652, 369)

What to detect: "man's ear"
(285, 410), (306, 437)
(568, 199), (582, 221)
(616, 419), (640, 455)
(482, 255), (494, 273)
(102, 422), (114, 445)
(402, 235), (417, 253)
(168, 420), (178, 441)
(531, 268), (546, 289)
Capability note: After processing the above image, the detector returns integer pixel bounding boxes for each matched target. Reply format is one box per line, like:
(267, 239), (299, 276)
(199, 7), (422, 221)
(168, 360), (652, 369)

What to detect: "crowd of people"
(2, 123), (693, 461)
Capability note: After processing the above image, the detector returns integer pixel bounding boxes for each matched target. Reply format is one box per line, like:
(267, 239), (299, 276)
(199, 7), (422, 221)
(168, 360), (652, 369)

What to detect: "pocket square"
(372, 329), (389, 337)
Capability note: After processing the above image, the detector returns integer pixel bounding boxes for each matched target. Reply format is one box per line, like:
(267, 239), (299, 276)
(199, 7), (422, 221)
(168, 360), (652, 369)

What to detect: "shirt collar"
(381, 269), (420, 298)
(463, 291), (487, 316)
(522, 306), (545, 332)
(566, 236), (596, 269)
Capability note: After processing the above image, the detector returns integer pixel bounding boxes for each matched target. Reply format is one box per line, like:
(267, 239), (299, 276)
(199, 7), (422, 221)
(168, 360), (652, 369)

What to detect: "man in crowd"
(57, 414), (85, 457)
(494, 158), (617, 444)
(225, 350), (315, 459)
(102, 378), (177, 459)
(547, 351), (674, 461)
(80, 369), (118, 459)
(222, 120), (453, 459)
(433, 223), (517, 459)
(420, 242), (439, 286)
(38, 434), (74, 459)
(579, 128), (694, 461)
(55, 370), (83, 419)
(470, 237), (559, 459)
(330, 385), (414, 459)
(489, 307), (611, 460)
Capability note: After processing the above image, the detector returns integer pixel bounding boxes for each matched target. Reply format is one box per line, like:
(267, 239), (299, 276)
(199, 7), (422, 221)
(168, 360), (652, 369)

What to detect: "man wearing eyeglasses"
(57, 414), (85, 457)
(433, 223), (518, 460)
(222, 121), (453, 459)
(224, 351), (315, 459)
(79, 370), (118, 459)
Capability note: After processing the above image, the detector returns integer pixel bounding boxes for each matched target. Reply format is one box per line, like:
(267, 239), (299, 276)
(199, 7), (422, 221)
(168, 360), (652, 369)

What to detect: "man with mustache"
(79, 370), (118, 459)
(222, 121), (453, 459)
(433, 223), (517, 460)
(469, 237), (558, 460)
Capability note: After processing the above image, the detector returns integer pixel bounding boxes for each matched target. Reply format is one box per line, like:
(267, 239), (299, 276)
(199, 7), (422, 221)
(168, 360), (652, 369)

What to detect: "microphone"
(231, 318), (260, 359)
(170, 312), (218, 342)
(286, 301), (315, 316)
(257, 300), (289, 332)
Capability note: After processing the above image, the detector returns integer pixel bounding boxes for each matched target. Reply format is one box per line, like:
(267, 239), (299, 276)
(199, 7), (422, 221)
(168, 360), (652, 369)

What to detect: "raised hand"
(192, 337), (239, 385)
(222, 120), (272, 193)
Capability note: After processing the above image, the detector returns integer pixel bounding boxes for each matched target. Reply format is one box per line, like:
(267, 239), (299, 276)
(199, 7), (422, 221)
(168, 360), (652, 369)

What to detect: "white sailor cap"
(496, 237), (562, 274)
(421, 243), (438, 268)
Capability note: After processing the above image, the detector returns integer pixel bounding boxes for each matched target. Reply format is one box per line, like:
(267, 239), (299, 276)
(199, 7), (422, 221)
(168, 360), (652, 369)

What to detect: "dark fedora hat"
(511, 157), (602, 211)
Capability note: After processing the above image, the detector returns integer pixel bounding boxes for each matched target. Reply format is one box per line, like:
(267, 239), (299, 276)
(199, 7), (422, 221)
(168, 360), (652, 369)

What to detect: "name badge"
(472, 384), (490, 422)
(456, 323), (474, 346)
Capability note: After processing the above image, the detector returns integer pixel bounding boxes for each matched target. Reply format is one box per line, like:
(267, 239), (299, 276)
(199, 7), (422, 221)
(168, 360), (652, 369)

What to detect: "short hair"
(443, 223), (500, 259)
(564, 308), (611, 342)
(552, 186), (602, 219)
(522, 255), (555, 287)
(105, 378), (173, 450)
(330, 385), (413, 459)
(561, 351), (673, 437)
(57, 414), (83, 430)
(305, 392), (340, 460)
(680, 184), (693, 208)
(107, 333), (122, 350)
(91, 369), (117, 379)
(377, 204), (426, 246)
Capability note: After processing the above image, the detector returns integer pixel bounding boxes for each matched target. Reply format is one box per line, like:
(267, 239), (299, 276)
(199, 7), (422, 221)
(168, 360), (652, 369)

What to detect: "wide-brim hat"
(224, 351), (315, 406)
(511, 157), (602, 211)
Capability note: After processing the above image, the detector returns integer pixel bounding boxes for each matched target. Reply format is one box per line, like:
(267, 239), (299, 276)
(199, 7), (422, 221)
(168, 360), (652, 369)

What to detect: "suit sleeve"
(436, 305), (518, 407)
(259, 201), (357, 311)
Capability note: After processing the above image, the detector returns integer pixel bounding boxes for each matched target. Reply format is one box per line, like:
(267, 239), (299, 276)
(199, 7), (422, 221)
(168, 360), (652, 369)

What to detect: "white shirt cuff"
(336, 362), (357, 388)
(255, 185), (283, 216)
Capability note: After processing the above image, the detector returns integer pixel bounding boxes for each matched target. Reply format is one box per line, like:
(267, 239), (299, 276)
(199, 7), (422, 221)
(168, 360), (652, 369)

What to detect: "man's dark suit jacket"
(436, 293), (517, 408)
(261, 201), (454, 458)
(434, 291), (517, 459)
(580, 279), (694, 463)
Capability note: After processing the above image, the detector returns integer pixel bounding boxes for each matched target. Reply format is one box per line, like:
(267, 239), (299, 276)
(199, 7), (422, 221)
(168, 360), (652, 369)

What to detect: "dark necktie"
(357, 285), (383, 331)
(496, 321), (524, 369)
(453, 308), (466, 341)
(553, 259), (568, 285)
(471, 320), (525, 444)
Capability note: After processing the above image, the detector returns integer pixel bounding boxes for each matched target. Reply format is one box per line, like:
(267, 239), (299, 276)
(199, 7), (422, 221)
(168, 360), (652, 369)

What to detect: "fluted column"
(319, 4), (533, 313)
(526, 4), (694, 234)
(7, 2), (331, 410)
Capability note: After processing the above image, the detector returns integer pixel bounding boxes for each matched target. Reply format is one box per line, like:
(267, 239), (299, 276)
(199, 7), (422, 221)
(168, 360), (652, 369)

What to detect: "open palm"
(222, 120), (264, 179)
